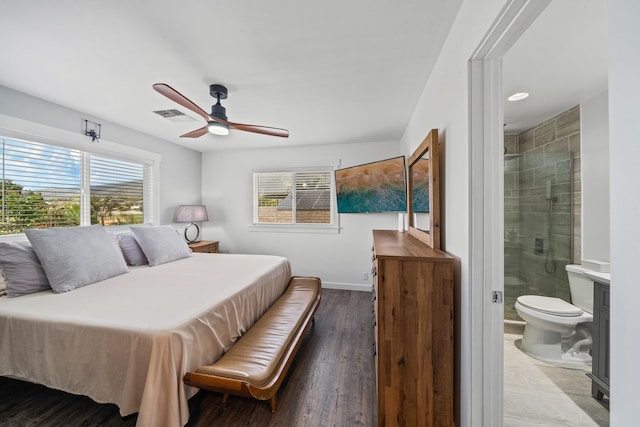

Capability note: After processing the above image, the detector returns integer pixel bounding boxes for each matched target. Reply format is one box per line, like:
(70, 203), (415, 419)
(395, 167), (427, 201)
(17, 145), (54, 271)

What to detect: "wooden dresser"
(372, 229), (454, 427)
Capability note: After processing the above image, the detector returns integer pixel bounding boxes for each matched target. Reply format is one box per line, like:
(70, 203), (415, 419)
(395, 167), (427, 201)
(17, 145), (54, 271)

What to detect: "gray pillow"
(130, 225), (191, 266)
(26, 225), (129, 293)
(117, 233), (148, 266)
(0, 242), (51, 297)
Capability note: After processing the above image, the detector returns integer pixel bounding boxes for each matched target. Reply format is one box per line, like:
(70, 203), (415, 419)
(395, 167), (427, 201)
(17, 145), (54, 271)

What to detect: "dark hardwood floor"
(0, 289), (376, 426)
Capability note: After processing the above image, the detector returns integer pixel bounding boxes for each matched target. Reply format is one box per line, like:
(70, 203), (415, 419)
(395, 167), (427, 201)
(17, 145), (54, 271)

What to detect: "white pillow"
(117, 233), (148, 266)
(26, 225), (129, 293)
(130, 225), (191, 266)
(0, 242), (51, 297)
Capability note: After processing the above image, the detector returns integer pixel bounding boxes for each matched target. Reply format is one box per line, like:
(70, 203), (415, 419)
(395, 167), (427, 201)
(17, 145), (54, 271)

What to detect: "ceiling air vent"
(153, 109), (196, 123)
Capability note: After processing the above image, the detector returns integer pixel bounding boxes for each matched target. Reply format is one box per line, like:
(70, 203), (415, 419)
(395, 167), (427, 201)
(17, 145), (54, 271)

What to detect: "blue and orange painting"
(334, 156), (407, 213)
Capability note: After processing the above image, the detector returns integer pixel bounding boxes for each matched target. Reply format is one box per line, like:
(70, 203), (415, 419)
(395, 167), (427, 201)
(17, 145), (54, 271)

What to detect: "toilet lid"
(517, 295), (583, 317)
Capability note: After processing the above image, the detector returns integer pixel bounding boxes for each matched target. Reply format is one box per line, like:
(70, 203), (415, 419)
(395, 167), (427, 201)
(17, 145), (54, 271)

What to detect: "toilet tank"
(565, 264), (594, 313)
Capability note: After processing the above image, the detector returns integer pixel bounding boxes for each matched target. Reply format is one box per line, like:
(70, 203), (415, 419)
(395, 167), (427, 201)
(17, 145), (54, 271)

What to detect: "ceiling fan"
(152, 83), (289, 138)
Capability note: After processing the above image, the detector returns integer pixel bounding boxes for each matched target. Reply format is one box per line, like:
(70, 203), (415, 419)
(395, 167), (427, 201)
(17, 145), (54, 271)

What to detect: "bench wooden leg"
(269, 396), (276, 413)
(222, 393), (229, 406)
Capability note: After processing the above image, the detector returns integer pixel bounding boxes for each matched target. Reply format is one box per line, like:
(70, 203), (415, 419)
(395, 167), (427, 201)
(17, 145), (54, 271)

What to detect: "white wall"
(608, 0), (640, 423)
(0, 86), (202, 224)
(580, 90), (610, 263)
(200, 140), (400, 289)
(399, 1), (506, 425)
(400, 0), (640, 423)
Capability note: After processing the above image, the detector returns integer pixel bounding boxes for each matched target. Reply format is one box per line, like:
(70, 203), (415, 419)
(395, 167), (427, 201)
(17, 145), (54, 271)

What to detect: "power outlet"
(535, 237), (544, 255)
(363, 272), (369, 280)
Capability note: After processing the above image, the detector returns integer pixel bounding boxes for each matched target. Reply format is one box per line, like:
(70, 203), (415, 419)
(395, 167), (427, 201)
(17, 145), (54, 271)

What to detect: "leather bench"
(184, 276), (322, 412)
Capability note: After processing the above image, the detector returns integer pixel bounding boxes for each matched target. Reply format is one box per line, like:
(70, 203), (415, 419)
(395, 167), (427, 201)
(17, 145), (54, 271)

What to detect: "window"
(0, 136), (153, 235)
(89, 155), (145, 226)
(253, 168), (337, 231)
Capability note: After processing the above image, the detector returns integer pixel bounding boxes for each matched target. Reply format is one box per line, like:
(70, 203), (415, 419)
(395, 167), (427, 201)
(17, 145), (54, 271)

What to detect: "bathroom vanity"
(586, 271), (610, 400)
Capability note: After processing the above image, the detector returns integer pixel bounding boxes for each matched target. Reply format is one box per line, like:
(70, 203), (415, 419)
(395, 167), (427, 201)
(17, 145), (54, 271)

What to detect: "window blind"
(90, 155), (144, 226)
(254, 170), (333, 225)
(0, 138), (82, 234)
(0, 136), (148, 235)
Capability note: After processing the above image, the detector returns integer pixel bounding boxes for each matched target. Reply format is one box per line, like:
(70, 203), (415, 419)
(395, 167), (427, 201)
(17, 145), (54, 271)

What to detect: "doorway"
(469, 0), (608, 424)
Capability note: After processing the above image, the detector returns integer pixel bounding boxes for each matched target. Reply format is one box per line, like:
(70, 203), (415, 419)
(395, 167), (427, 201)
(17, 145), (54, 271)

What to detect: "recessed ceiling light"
(508, 92), (530, 102)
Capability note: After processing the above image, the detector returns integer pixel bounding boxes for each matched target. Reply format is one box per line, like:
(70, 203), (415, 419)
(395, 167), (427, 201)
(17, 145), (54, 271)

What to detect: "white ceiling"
(0, 0), (463, 152)
(0, 1), (609, 151)
(503, 0), (608, 134)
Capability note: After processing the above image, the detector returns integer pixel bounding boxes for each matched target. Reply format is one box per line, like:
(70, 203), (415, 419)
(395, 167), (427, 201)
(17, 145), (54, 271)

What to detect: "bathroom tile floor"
(504, 331), (609, 426)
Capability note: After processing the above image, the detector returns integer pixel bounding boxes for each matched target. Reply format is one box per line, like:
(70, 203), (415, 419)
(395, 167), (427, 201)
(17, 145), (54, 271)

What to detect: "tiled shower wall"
(504, 107), (581, 318)
(504, 138), (520, 282)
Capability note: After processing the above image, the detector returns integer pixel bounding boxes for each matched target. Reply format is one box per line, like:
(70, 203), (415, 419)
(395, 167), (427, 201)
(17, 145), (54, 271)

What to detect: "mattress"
(0, 253), (291, 427)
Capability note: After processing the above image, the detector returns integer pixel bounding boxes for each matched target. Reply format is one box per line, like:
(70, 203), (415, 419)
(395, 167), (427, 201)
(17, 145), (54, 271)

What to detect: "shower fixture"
(545, 180), (557, 273)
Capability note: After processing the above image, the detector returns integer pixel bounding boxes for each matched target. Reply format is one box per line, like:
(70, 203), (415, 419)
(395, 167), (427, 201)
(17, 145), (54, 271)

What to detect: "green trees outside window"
(0, 136), (147, 235)
(0, 179), (143, 234)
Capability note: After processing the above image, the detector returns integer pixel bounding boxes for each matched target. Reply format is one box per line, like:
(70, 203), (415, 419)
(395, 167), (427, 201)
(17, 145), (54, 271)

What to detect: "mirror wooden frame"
(407, 128), (440, 249)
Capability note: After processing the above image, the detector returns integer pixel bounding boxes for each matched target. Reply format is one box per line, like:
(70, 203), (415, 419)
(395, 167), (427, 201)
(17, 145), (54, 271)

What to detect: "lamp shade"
(175, 205), (209, 223)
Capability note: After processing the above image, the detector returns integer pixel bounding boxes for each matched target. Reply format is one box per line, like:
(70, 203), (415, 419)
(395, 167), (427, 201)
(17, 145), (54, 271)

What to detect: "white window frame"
(0, 114), (160, 240)
(250, 166), (340, 234)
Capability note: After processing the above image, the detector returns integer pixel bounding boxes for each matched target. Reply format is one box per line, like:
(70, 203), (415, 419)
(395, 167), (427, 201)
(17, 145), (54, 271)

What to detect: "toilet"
(514, 264), (594, 365)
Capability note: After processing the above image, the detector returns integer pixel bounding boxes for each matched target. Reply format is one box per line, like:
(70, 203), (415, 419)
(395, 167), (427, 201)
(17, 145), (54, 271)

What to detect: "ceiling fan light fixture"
(152, 82), (288, 138)
(208, 122), (230, 136)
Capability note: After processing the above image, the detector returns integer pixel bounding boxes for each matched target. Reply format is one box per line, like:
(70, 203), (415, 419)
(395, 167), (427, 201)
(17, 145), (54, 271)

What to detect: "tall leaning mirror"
(407, 128), (440, 249)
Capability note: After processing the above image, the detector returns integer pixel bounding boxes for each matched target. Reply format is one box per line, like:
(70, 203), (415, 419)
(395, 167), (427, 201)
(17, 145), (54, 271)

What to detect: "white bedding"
(0, 253), (291, 427)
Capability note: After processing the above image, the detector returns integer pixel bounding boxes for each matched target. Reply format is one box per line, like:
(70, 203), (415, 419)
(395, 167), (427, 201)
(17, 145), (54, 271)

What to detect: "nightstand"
(188, 240), (219, 253)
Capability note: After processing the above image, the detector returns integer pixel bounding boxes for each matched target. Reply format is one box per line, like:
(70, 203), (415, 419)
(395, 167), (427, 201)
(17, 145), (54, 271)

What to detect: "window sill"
(0, 224), (150, 242)
(248, 224), (340, 234)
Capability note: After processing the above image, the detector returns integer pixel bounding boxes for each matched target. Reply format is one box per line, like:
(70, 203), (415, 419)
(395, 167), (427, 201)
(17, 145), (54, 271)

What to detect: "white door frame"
(468, 0), (551, 425)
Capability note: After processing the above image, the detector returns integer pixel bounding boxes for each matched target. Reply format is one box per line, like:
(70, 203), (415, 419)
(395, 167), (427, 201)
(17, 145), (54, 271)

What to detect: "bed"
(0, 252), (291, 427)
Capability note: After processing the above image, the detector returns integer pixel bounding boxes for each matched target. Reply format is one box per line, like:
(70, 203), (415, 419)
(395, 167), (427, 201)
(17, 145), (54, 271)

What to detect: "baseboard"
(504, 319), (525, 335)
(321, 281), (371, 292)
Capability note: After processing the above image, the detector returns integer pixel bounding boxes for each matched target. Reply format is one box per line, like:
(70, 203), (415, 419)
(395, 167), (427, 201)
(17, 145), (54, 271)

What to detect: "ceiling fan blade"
(153, 83), (211, 122)
(227, 121), (290, 138)
(154, 82), (288, 139)
(180, 126), (209, 138)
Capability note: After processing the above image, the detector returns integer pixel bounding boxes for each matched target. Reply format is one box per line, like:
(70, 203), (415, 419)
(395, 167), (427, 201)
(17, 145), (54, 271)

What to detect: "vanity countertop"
(585, 271), (610, 285)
